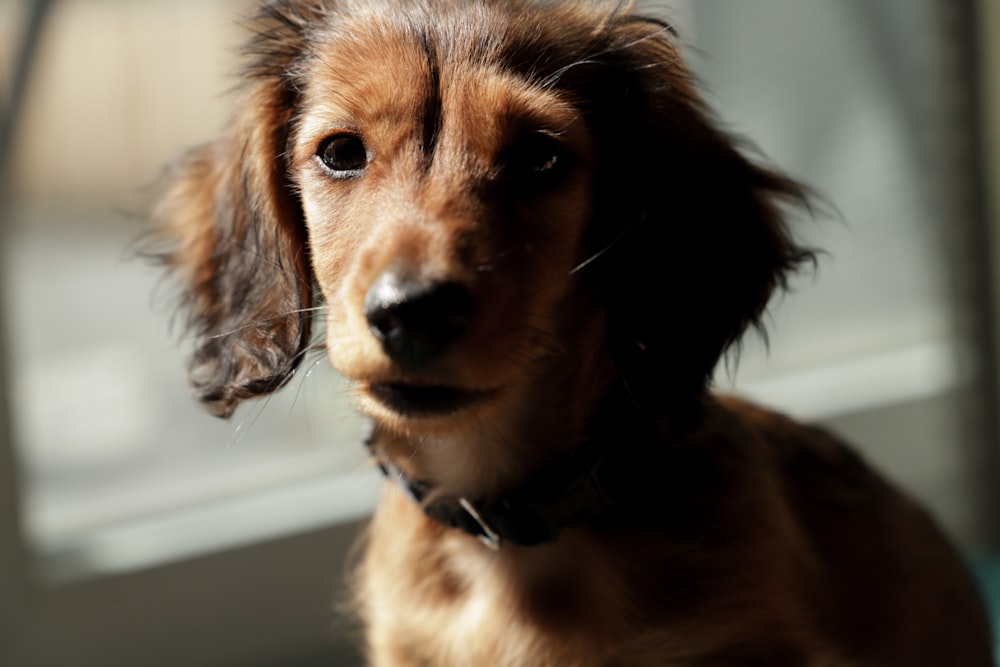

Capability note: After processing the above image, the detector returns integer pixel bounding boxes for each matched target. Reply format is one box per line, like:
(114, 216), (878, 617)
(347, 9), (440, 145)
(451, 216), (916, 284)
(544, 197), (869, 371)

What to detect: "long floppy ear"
(583, 14), (816, 413)
(149, 3), (320, 419)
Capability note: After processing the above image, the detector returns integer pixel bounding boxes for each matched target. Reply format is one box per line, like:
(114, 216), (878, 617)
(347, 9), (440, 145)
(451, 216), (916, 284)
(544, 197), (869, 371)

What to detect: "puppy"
(151, 0), (994, 664)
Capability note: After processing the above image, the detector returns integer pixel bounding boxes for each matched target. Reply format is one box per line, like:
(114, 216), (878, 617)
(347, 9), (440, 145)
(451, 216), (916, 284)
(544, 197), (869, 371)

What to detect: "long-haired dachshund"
(150, 0), (994, 664)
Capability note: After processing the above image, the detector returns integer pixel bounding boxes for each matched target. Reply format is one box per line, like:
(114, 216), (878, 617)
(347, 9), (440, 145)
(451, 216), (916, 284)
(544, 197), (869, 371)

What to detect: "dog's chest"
(361, 494), (619, 666)
(364, 557), (573, 666)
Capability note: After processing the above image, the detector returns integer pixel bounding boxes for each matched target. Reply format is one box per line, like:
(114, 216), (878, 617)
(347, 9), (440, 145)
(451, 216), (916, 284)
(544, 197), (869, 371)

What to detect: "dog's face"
(289, 15), (597, 434)
(152, 0), (811, 485)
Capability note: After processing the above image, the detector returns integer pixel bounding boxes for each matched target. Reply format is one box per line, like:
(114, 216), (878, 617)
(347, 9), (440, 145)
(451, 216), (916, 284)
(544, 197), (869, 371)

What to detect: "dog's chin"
(361, 381), (500, 422)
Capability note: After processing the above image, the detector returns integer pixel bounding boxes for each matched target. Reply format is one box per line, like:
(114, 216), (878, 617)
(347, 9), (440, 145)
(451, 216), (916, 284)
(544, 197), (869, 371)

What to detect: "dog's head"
(152, 0), (812, 435)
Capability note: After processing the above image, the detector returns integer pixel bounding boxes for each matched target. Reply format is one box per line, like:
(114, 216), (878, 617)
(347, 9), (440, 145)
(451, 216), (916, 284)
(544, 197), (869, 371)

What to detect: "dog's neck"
(365, 374), (676, 548)
(368, 375), (610, 500)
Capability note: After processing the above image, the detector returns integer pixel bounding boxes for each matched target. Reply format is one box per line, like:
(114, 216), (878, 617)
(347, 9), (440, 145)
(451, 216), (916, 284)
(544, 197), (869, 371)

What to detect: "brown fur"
(150, 1), (994, 665)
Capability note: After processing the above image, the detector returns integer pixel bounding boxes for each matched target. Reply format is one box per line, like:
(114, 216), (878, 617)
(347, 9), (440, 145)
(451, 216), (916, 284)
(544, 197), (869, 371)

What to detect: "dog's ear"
(149, 4), (318, 419)
(584, 15), (815, 412)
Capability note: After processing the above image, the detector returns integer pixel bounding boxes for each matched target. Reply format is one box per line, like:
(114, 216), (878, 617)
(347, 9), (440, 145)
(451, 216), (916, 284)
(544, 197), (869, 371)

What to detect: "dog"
(150, 0), (994, 664)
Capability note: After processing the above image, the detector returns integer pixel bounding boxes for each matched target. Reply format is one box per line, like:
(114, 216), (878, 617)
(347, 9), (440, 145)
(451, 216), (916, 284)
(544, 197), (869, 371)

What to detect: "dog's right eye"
(317, 134), (368, 176)
(504, 132), (568, 188)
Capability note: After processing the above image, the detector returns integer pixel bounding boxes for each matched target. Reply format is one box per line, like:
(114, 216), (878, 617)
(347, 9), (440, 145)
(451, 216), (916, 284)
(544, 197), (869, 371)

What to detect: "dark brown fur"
(150, 1), (994, 664)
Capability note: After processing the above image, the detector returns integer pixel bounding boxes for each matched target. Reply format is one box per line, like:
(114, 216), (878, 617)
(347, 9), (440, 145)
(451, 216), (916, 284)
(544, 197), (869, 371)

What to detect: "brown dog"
(151, 0), (994, 664)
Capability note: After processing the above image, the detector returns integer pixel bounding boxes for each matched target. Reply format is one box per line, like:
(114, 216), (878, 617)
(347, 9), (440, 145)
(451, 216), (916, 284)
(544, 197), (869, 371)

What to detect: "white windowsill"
(33, 468), (382, 584)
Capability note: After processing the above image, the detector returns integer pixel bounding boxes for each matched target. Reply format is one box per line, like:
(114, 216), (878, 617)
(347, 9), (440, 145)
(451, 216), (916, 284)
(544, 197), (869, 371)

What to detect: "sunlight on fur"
(150, 1), (994, 665)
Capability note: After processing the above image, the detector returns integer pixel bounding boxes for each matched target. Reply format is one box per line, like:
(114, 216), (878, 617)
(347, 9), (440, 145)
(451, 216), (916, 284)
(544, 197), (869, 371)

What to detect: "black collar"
(373, 443), (630, 550)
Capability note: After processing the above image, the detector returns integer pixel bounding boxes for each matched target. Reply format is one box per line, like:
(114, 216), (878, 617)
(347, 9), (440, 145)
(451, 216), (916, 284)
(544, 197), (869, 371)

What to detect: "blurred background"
(0, 0), (998, 664)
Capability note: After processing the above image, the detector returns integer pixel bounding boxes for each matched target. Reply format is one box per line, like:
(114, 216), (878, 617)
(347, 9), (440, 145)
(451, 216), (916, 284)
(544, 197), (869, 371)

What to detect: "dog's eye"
(507, 133), (565, 181)
(317, 134), (368, 176)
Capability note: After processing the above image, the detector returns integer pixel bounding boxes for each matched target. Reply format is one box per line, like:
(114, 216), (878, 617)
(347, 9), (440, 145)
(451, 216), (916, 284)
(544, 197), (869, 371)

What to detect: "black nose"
(364, 273), (474, 369)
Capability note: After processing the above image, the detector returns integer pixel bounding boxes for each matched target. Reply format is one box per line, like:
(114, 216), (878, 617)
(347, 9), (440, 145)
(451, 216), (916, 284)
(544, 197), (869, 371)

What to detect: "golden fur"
(151, 1), (994, 664)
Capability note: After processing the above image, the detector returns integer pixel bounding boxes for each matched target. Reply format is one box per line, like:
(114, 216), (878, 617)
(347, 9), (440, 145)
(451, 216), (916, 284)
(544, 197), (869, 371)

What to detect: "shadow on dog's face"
(290, 11), (599, 437)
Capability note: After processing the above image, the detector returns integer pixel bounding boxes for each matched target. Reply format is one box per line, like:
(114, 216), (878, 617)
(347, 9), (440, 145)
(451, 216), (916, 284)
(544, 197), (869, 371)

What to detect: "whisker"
(538, 58), (601, 89)
(287, 351), (331, 420)
(538, 20), (673, 90)
(201, 305), (328, 341)
(615, 23), (675, 55)
(227, 339), (326, 446)
(285, 352), (331, 442)
(570, 226), (634, 275)
(230, 383), (277, 447)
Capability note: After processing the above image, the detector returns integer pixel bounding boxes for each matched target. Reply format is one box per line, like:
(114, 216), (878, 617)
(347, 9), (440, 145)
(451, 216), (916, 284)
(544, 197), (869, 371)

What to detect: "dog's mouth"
(367, 382), (495, 417)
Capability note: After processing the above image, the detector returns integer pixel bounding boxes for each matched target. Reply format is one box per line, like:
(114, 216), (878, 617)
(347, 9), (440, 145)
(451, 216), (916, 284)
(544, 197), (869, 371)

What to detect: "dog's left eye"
(317, 134), (368, 176)
(506, 133), (565, 181)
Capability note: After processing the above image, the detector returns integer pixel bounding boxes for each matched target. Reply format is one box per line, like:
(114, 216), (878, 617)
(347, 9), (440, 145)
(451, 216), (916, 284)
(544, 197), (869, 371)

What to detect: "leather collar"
(373, 442), (629, 550)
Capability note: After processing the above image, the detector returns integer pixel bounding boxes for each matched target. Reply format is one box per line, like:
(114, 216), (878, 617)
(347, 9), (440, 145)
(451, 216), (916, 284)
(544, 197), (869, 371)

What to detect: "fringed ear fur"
(147, 2), (320, 419)
(581, 14), (817, 414)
